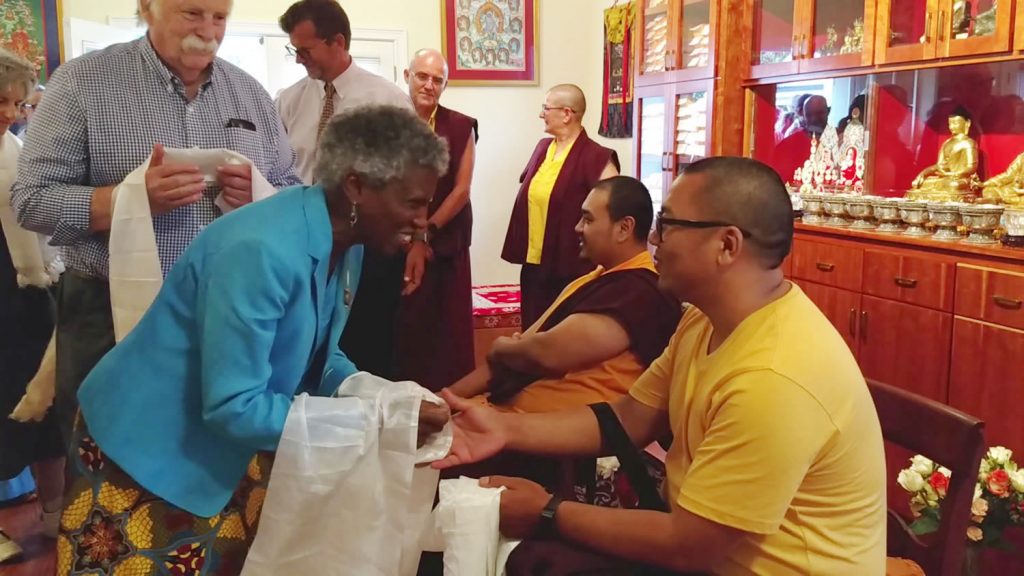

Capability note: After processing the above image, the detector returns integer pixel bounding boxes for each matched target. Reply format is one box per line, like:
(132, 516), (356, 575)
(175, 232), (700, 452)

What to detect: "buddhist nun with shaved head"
(501, 84), (620, 327)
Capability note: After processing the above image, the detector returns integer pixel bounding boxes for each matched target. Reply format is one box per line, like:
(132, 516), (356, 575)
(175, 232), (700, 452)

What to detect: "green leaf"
(910, 515), (940, 535)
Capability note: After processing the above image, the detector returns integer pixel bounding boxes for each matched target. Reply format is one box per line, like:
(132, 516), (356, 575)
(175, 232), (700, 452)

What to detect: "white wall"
(63, 0), (634, 285)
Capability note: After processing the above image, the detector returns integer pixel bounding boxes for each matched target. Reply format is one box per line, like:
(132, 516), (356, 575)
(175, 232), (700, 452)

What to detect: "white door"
(63, 17), (143, 59)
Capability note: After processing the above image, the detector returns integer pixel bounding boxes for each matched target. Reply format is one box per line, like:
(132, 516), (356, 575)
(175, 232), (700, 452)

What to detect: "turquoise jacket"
(78, 185), (362, 517)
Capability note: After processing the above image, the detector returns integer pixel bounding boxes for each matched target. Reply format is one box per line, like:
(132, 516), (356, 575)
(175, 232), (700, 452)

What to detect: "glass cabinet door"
(807, 0), (868, 63)
(752, 0), (797, 67)
(940, 0), (1013, 57)
(876, 0), (938, 64)
(678, 0), (713, 70)
(637, 94), (669, 210)
(641, 0), (672, 75)
(673, 91), (709, 174)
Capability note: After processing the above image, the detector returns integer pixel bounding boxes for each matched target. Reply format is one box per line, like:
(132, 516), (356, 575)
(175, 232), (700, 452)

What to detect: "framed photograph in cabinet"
(441, 0), (537, 86)
(0, 0), (63, 82)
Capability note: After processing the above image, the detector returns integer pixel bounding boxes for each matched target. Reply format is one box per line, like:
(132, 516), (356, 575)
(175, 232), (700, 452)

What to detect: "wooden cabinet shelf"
(750, 0), (874, 79)
(789, 222), (1024, 455)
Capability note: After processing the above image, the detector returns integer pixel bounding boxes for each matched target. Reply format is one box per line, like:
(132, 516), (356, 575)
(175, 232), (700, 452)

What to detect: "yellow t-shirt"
(525, 138), (576, 265)
(630, 283), (886, 575)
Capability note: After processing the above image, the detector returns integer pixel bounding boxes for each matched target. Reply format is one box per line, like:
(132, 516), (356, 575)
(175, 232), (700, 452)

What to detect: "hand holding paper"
(144, 143), (204, 215)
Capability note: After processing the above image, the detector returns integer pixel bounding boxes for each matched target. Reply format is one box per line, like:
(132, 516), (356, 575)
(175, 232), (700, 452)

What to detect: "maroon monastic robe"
(395, 106), (479, 391)
(502, 129), (619, 326)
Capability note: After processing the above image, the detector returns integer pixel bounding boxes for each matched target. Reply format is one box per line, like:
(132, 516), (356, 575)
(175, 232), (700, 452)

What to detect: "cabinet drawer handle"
(993, 295), (1023, 310)
(849, 308), (857, 336)
(938, 10), (946, 42)
(815, 262), (835, 272)
(923, 11), (932, 43)
(894, 277), (918, 288)
(860, 310), (868, 339)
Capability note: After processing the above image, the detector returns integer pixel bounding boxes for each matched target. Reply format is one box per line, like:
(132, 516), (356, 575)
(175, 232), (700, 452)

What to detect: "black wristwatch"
(427, 222), (439, 242)
(536, 495), (562, 539)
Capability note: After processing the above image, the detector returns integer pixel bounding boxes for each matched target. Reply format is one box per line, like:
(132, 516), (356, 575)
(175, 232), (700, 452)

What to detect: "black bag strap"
(589, 402), (668, 512)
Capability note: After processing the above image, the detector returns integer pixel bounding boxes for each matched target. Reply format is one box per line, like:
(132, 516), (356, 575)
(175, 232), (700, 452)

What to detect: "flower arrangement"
(897, 447), (1024, 546)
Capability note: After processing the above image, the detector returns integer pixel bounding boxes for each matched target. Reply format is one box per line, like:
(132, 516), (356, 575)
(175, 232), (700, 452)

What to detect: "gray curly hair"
(0, 48), (37, 98)
(314, 105), (449, 192)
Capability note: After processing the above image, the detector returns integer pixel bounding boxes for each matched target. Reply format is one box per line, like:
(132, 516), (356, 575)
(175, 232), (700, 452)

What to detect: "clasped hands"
(144, 143), (253, 214)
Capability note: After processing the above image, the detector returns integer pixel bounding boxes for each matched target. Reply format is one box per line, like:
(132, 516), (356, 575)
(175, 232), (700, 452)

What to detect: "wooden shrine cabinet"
(874, 0), (1015, 64)
(636, 0), (718, 85)
(789, 223), (1024, 455)
(634, 80), (713, 210)
(748, 0), (875, 78)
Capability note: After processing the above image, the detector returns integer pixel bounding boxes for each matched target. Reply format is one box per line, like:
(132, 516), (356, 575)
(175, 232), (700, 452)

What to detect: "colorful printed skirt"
(57, 420), (274, 576)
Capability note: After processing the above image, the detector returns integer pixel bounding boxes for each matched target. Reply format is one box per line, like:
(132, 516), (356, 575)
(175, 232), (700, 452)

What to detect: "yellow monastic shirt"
(525, 138), (576, 265)
(506, 251), (658, 413)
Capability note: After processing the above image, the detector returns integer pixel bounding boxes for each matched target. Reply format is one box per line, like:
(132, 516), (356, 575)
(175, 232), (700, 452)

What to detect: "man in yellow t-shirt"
(435, 156), (886, 575)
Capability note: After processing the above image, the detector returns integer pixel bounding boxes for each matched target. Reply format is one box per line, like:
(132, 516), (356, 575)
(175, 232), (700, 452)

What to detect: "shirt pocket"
(224, 124), (268, 167)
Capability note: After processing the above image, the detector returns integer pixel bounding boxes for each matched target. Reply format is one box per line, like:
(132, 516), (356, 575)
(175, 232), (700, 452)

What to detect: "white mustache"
(181, 34), (219, 55)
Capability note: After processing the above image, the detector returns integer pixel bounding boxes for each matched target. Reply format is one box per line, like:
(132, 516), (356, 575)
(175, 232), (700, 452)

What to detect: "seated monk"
(908, 108), (981, 201)
(448, 175), (681, 415)
(982, 151), (1024, 206)
(435, 157), (887, 575)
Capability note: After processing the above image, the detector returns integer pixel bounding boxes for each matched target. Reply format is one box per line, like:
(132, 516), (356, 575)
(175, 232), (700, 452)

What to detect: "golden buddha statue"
(981, 152), (1024, 206)
(907, 111), (981, 202)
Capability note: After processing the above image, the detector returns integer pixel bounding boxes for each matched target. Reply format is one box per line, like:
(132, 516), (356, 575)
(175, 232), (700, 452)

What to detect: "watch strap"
(536, 494), (562, 539)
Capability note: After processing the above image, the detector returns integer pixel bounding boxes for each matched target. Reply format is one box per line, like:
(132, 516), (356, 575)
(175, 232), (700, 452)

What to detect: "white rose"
(910, 455), (934, 476)
(988, 446), (1013, 466)
(1009, 469), (1024, 493)
(898, 469), (926, 492)
(974, 484), (983, 501)
(967, 526), (984, 542)
(971, 498), (989, 520)
(595, 456), (620, 480)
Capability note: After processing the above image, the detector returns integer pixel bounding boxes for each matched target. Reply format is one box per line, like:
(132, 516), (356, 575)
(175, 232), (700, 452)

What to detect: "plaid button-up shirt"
(11, 36), (302, 278)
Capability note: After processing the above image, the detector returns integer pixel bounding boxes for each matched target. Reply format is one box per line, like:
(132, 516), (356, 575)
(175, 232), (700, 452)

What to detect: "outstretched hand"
(431, 388), (508, 469)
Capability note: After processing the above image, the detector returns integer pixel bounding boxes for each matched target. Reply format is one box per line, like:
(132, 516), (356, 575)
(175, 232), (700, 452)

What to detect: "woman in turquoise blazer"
(58, 106), (450, 575)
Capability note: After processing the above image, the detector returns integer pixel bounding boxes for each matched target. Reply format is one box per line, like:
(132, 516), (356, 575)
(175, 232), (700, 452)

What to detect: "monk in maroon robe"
(502, 84), (619, 327)
(395, 49), (478, 391)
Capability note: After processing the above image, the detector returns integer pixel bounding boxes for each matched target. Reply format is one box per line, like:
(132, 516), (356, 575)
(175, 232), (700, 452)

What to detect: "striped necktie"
(317, 82), (337, 142)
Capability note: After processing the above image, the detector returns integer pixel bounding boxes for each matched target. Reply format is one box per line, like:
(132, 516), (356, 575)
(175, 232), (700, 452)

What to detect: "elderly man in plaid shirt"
(10, 0), (302, 443)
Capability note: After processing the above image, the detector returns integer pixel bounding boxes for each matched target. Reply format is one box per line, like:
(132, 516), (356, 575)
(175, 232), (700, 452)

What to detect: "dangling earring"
(349, 203), (359, 226)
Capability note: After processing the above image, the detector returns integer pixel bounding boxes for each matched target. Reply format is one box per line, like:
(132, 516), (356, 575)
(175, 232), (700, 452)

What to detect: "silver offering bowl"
(899, 200), (931, 236)
(960, 204), (1004, 245)
(823, 194), (851, 227)
(846, 196), (878, 230)
(801, 193), (826, 224)
(872, 197), (904, 233)
(928, 202), (966, 241)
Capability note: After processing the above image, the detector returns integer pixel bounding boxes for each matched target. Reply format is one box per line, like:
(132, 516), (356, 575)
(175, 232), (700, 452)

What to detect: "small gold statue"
(981, 152), (1024, 206)
(907, 111), (980, 202)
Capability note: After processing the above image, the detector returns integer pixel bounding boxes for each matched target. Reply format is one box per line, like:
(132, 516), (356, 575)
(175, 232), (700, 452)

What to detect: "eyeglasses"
(286, 40), (326, 60)
(541, 104), (576, 114)
(413, 72), (446, 87)
(655, 214), (752, 243)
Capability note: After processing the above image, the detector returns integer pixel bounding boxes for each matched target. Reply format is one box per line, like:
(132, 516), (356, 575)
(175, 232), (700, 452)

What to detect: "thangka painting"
(441, 0), (536, 86)
(0, 0), (63, 82)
